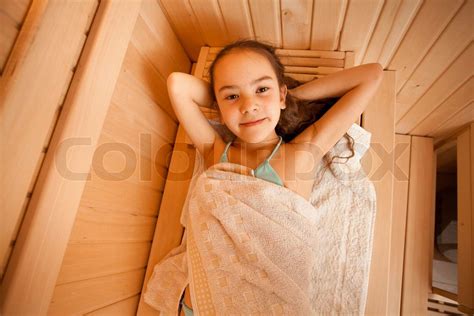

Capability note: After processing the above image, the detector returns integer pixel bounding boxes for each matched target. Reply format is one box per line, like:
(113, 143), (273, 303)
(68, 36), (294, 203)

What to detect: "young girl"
(167, 39), (383, 315)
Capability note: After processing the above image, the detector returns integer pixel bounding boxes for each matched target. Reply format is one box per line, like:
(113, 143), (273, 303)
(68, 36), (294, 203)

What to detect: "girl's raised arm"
(167, 72), (221, 158)
(289, 63), (383, 158)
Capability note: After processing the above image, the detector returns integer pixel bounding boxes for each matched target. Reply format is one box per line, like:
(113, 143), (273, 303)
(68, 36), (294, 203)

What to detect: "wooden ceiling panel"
(388, 0), (464, 92)
(396, 0), (473, 122)
(396, 43), (473, 134)
(281, 0), (313, 49)
(363, 0), (422, 67)
(218, 0), (254, 42)
(338, 0), (384, 65)
(248, 0), (282, 46)
(310, 0), (347, 50)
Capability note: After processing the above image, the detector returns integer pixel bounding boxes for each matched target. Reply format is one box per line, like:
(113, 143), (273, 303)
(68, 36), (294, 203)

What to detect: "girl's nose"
(239, 96), (258, 114)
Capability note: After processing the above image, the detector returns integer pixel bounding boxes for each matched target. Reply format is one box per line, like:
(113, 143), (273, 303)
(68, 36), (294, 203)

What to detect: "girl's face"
(213, 50), (287, 144)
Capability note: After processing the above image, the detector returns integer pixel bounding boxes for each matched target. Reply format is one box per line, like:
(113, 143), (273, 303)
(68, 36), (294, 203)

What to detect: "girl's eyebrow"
(218, 76), (273, 93)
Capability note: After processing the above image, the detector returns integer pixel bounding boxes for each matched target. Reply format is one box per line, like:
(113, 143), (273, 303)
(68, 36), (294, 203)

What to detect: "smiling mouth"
(240, 118), (266, 126)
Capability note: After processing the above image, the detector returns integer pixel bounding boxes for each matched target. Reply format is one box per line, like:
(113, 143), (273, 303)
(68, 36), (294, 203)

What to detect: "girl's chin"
(235, 133), (269, 144)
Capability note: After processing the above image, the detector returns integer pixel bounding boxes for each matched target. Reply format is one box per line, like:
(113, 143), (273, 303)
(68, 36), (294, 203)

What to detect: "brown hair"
(207, 39), (355, 168)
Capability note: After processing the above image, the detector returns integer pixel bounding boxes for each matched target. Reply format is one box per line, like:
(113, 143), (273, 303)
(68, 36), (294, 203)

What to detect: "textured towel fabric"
(143, 123), (377, 315)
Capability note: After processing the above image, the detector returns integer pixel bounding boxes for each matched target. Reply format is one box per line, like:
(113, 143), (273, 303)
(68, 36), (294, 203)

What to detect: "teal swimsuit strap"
(265, 136), (283, 161)
(220, 136), (283, 163)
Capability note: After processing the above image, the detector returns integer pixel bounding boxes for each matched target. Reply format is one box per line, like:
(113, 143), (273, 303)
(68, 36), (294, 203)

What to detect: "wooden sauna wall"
(47, 1), (191, 314)
(0, 0), (97, 280)
(159, 0), (473, 147)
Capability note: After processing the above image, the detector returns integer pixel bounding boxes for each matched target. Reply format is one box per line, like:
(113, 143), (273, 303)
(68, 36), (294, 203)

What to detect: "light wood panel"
(281, 0), (313, 49)
(397, 42), (474, 133)
(412, 76), (473, 136)
(310, 0), (347, 51)
(56, 242), (151, 285)
(46, 0), (191, 314)
(69, 205), (157, 244)
(431, 102), (474, 142)
(86, 295), (141, 316)
(0, 0), (98, 280)
(248, 0), (282, 47)
(363, 0), (422, 67)
(218, 0), (254, 42)
(137, 126), (195, 316)
(189, 0), (228, 46)
(396, 0), (473, 126)
(388, 0), (464, 92)
(387, 133), (411, 314)
(361, 71), (396, 315)
(0, 1), (142, 314)
(401, 136), (436, 314)
(338, 0), (384, 65)
(48, 269), (145, 315)
(457, 123), (474, 313)
(0, 0), (32, 73)
(158, 0), (206, 60)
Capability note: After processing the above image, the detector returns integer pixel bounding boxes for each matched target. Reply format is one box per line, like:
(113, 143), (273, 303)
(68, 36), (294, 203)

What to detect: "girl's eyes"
(225, 87), (269, 100)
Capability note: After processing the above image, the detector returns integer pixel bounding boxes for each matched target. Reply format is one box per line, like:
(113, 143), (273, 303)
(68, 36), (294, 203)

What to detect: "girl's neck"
(233, 135), (281, 153)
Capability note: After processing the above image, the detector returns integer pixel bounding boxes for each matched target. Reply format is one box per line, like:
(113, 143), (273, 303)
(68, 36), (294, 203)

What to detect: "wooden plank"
(310, 0), (347, 50)
(375, 0), (422, 68)
(138, 0), (191, 74)
(338, 0), (384, 65)
(363, 0), (423, 68)
(283, 65), (343, 75)
(362, 0), (402, 63)
(208, 46), (346, 59)
(0, 1), (142, 314)
(281, 0), (313, 49)
(387, 134), (411, 315)
(396, 0), (473, 125)
(431, 102), (474, 141)
(137, 126), (195, 315)
(344, 51), (355, 68)
(158, 0), (205, 61)
(428, 300), (467, 315)
(69, 205), (156, 244)
(97, 113), (170, 181)
(112, 72), (177, 144)
(278, 56), (344, 67)
(0, 0), (47, 76)
(86, 295), (140, 316)
(285, 73), (324, 82)
(277, 48), (345, 59)
(188, 0), (228, 46)
(80, 174), (163, 219)
(204, 56), (344, 69)
(248, 0), (282, 47)
(218, 0), (254, 41)
(56, 242), (151, 285)
(388, 0), (464, 92)
(48, 269), (145, 315)
(412, 76), (473, 136)
(120, 45), (177, 122)
(131, 16), (189, 84)
(361, 71), (396, 315)
(396, 43), (474, 133)
(0, 0), (98, 286)
(457, 123), (474, 311)
(401, 136), (435, 314)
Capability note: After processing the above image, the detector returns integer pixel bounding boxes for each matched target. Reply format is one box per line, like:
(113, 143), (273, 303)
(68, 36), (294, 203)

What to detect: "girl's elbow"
(368, 63), (384, 81)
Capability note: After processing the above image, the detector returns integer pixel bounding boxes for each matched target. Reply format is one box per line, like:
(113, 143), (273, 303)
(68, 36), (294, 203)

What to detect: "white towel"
(144, 123), (377, 315)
